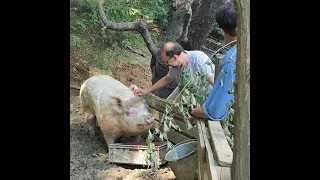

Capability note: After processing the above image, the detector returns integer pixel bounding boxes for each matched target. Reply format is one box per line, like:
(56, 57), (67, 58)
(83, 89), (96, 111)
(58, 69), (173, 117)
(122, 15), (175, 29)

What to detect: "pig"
(79, 75), (155, 147)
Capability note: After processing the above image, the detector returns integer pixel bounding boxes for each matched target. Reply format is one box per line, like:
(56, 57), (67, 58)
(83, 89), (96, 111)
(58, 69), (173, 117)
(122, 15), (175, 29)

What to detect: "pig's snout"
(145, 114), (155, 124)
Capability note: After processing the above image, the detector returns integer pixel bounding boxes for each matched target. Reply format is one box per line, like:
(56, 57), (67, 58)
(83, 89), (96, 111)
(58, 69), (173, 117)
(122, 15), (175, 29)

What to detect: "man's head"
(216, 2), (237, 39)
(159, 42), (185, 67)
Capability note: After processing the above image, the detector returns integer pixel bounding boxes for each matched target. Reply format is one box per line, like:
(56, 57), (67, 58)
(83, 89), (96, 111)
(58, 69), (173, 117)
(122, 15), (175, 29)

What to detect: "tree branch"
(126, 46), (146, 57)
(98, 0), (158, 56)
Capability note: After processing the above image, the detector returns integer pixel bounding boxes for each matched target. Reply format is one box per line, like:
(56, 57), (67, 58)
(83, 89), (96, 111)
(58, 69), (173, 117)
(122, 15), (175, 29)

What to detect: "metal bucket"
(165, 139), (198, 180)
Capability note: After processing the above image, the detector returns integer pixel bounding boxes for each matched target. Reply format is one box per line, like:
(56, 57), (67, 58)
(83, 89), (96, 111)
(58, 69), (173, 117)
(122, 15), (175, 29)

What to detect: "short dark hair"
(160, 42), (184, 57)
(216, 2), (237, 37)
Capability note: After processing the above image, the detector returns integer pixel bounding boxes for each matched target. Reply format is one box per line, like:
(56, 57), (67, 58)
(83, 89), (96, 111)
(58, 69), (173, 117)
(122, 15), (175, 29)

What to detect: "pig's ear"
(109, 95), (125, 113)
(129, 84), (139, 92)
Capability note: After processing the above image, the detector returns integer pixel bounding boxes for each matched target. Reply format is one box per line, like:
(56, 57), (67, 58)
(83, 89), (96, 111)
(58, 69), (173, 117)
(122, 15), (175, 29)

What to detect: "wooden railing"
(145, 85), (233, 180)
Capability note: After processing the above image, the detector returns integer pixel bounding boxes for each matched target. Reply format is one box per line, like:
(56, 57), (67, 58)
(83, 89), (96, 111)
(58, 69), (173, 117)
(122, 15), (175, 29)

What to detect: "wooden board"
(153, 120), (192, 144)
(216, 166), (231, 180)
(200, 120), (219, 180)
(166, 85), (182, 101)
(207, 121), (233, 167)
(204, 166), (231, 180)
(145, 93), (186, 121)
(196, 120), (206, 180)
(148, 107), (198, 138)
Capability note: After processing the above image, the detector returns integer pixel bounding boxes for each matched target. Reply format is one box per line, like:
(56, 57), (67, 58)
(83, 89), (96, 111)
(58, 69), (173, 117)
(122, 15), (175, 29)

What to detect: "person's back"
(203, 44), (236, 120)
(189, 1), (237, 121)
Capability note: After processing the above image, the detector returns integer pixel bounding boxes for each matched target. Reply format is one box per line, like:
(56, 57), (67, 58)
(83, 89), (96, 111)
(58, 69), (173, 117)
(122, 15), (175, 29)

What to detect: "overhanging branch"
(98, 0), (158, 56)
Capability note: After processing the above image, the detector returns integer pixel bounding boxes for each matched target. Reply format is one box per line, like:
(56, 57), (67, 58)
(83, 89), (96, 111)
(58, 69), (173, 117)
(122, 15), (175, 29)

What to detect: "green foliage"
(70, 0), (175, 57)
(87, 50), (110, 72)
(70, 34), (87, 48)
(210, 23), (228, 44)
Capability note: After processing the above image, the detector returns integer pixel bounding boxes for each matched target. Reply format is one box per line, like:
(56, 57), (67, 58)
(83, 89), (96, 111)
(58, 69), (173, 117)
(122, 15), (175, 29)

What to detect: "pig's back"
(82, 75), (134, 112)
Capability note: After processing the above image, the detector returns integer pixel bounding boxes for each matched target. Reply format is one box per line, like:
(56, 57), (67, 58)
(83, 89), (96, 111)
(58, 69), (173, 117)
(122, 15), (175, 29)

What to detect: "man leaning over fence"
(133, 41), (215, 97)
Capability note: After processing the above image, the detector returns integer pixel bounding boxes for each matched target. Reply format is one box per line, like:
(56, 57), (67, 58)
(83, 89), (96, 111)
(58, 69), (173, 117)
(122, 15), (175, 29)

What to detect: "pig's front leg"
(103, 135), (115, 147)
(131, 135), (143, 142)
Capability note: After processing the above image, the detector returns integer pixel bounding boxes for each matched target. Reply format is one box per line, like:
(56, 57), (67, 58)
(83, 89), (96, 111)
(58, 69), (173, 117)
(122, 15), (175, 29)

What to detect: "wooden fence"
(145, 85), (233, 180)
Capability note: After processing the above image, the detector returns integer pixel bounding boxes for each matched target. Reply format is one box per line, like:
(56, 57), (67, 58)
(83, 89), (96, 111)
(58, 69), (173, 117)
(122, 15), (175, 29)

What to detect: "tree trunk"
(187, 0), (225, 50)
(231, 0), (250, 179)
(151, 1), (193, 98)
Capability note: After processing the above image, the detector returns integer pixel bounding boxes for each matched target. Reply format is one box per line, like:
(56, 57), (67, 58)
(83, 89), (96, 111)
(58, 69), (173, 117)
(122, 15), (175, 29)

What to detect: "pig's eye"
(125, 110), (136, 116)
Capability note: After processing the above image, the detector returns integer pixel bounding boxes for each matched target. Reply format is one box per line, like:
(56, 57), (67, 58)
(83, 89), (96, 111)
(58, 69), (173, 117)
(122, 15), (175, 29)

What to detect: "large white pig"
(79, 75), (155, 147)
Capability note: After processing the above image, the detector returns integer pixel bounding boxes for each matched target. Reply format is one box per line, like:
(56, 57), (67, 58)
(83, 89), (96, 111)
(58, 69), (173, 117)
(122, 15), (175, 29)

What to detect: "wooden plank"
(147, 100), (186, 121)
(148, 107), (198, 138)
(166, 85), (181, 101)
(216, 166), (231, 180)
(204, 165), (231, 180)
(167, 129), (192, 144)
(207, 121), (233, 167)
(145, 93), (186, 120)
(196, 120), (206, 180)
(200, 120), (219, 180)
(153, 120), (191, 144)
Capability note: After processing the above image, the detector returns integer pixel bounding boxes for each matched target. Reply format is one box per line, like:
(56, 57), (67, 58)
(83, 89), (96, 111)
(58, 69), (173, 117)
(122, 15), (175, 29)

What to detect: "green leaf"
(167, 141), (174, 151)
(205, 60), (212, 65)
(159, 133), (164, 141)
(154, 128), (159, 135)
(228, 80), (234, 94)
(211, 65), (215, 74)
(181, 95), (187, 104)
(165, 104), (171, 113)
(162, 133), (167, 140)
(163, 122), (169, 133)
(220, 78), (223, 87)
(148, 129), (153, 138)
(146, 138), (151, 147)
(225, 103), (231, 111)
(177, 103), (184, 112)
(185, 120), (193, 130)
(171, 123), (181, 132)
(221, 69), (228, 76)
(147, 130), (154, 141)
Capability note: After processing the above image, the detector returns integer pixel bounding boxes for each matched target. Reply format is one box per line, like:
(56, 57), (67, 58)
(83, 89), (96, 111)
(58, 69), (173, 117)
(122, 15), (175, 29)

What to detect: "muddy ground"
(70, 47), (177, 180)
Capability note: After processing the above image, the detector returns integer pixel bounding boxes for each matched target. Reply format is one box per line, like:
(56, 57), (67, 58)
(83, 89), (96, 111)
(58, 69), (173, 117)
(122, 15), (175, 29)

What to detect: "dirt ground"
(70, 47), (177, 180)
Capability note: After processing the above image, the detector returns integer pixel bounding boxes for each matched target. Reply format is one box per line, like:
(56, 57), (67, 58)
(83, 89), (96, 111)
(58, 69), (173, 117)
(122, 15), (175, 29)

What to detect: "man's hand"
(134, 87), (149, 96)
(187, 107), (206, 124)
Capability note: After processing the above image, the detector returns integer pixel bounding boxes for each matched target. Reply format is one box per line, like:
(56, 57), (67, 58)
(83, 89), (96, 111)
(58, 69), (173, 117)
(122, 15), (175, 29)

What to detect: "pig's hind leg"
(84, 111), (97, 137)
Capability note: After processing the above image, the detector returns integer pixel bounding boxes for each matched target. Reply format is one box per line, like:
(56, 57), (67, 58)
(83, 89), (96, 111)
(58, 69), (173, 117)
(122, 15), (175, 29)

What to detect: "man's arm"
(134, 75), (173, 96)
(208, 74), (215, 85)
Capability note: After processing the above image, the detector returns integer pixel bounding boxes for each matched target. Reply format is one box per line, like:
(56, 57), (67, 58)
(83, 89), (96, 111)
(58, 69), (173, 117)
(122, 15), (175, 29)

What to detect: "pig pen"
(71, 87), (233, 180)
(70, 93), (176, 180)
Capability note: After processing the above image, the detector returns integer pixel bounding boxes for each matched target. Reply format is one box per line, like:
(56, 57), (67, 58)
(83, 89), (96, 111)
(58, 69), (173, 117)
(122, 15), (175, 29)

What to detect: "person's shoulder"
(193, 50), (208, 56)
(188, 51), (210, 61)
(223, 45), (237, 62)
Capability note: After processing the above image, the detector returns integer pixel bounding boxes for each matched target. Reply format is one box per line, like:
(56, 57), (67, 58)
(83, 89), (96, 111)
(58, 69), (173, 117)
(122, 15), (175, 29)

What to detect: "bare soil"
(70, 46), (176, 180)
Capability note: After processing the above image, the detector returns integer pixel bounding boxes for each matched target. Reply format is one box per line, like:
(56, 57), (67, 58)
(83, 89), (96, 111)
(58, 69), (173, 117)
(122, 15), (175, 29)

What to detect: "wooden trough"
(145, 85), (233, 180)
